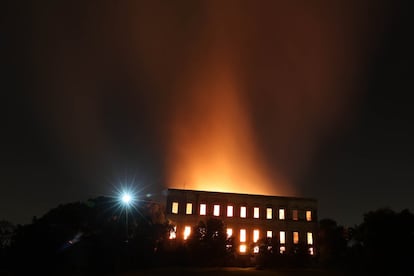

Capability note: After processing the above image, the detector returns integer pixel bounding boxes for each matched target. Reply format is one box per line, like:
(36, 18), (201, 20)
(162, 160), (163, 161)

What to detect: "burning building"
(165, 188), (317, 255)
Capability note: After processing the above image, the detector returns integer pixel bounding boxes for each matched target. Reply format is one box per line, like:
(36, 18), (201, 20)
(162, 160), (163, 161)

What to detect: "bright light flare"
(109, 182), (145, 220)
(121, 193), (132, 205)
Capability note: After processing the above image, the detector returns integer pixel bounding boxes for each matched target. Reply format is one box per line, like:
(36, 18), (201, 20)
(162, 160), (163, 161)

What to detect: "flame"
(166, 36), (292, 195)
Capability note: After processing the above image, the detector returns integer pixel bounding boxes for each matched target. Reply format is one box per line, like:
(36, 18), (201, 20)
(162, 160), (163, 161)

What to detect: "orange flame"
(166, 40), (292, 195)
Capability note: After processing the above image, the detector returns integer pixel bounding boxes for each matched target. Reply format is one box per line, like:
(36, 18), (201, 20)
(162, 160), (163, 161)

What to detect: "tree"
(318, 218), (347, 266)
(0, 220), (15, 249)
(354, 208), (414, 272)
(187, 218), (227, 265)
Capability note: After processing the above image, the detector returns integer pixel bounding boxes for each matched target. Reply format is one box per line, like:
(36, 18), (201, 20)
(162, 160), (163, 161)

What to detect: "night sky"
(2, 1), (412, 227)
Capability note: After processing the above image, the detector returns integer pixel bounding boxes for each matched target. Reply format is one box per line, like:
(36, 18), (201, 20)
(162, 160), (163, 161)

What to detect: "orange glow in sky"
(166, 42), (292, 195)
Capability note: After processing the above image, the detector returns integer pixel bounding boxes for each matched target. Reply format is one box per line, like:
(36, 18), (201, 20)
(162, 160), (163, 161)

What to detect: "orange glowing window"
(172, 202), (179, 214)
(253, 207), (260, 218)
(267, 230), (272, 238)
(240, 229), (246, 242)
(169, 226), (177, 239)
(280, 246), (286, 254)
(240, 206), (247, 218)
(306, 210), (312, 221)
(279, 231), (286, 244)
(227, 228), (233, 238)
(186, 203), (193, 215)
(307, 232), (313, 245)
(292, 210), (299, 221)
(293, 231), (299, 244)
(279, 209), (285, 220)
(184, 226), (191, 240)
(213, 205), (220, 216)
(239, 244), (247, 253)
(253, 229), (260, 243)
(227, 205), (233, 217)
(266, 208), (272, 219)
(200, 204), (206, 215)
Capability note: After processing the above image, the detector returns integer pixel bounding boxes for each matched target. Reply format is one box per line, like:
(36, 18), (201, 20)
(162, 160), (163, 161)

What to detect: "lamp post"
(121, 192), (132, 241)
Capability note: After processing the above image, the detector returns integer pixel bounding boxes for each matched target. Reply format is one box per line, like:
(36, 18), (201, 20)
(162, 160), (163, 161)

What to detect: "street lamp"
(120, 192), (133, 242)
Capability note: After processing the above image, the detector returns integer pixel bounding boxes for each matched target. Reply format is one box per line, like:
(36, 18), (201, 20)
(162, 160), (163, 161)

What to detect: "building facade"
(166, 188), (317, 255)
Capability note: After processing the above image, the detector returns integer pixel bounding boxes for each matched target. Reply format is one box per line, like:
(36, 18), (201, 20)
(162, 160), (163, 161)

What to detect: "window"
(253, 229), (260, 243)
(186, 203), (193, 214)
(172, 202), (179, 214)
(253, 207), (260, 218)
(306, 210), (312, 221)
(266, 208), (272, 219)
(279, 231), (286, 244)
(240, 229), (246, 242)
(239, 244), (247, 253)
(169, 226), (177, 239)
(280, 246), (286, 254)
(293, 231), (299, 244)
(227, 205), (233, 217)
(279, 208), (285, 220)
(292, 209), (299, 221)
(200, 204), (206, 215)
(184, 226), (191, 240)
(240, 206), (247, 218)
(307, 232), (313, 245)
(253, 246), (259, 253)
(309, 247), (314, 255)
(227, 228), (233, 238)
(213, 205), (220, 216)
(267, 230), (273, 238)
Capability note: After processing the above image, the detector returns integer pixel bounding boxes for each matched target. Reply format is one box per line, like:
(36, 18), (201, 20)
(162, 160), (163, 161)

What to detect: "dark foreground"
(120, 267), (347, 276)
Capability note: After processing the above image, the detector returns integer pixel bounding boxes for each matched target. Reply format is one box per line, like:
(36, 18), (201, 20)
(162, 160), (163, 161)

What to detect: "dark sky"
(1, 1), (413, 227)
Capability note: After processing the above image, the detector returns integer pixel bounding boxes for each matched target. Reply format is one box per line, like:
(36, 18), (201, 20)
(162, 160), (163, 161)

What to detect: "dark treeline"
(316, 209), (414, 274)
(1, 198), (414, 274)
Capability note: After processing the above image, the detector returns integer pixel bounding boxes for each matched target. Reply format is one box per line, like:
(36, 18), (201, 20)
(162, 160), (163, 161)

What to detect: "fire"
(166, 48), (292, 196)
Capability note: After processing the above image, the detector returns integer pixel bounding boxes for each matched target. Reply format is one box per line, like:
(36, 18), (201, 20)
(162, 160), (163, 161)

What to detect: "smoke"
(164, 2), (291, 195)
(163, 1), (385, 195)
(18, 1), (386, 197)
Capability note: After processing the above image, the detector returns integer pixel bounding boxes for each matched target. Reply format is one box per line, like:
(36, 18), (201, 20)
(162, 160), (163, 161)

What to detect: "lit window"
(266, 208), (272, 219)
(186, 203), (193, 214)
(267, 230), (272, 238)
(240, 206), (247, 218)
(240, 229), (246, 242)
(307, 232), (313, 245)
(292, 210), (298, 221)
(253, 229), (260, 242)
(293, 231), (299, 244)
(184, 226), (191, 240)
(280, 246), (286, 254)
(306, 210), (312, 221)
(254, 207), (260, 218)
(239, 244), (247, 253)
(227, 205), (233, 217)
(213, 205), (220, 216)
(279, 209), (285, 220)
(169, 226), (177, 239)
(309, 247), (314, 255)
(253, 246), (259, 253)
(200, 204), (206, 215)
(227, 228), (233, 238)
(172, 202), (179, 214)
(279, 231), (286, 244)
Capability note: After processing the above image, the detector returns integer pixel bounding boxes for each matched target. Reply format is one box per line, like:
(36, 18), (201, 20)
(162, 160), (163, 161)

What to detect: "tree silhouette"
(354, 208), (414, 272)
(318, 218), (347, 267)
(187, 218), (227, 265)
